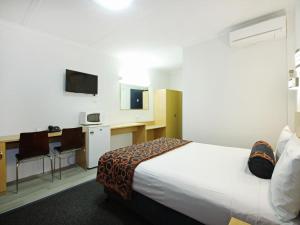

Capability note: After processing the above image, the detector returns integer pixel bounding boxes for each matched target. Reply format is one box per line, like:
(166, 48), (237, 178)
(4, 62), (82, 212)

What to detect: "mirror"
(120, 84), (149, 110)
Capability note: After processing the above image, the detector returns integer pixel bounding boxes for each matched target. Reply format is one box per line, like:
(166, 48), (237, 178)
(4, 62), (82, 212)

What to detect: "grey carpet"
(0, 180), (150, 225)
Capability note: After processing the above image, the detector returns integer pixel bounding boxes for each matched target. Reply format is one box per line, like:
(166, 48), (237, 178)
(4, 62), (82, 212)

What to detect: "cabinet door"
(154, 89), (167, 126)
(98, 126), (111, 154)
(177, 92), (182, 138)
(166, 90), (181, 138)
(87, 126), (110, 168)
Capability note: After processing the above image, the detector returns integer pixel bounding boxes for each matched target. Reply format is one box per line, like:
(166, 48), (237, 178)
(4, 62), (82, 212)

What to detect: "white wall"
(296, 0), (300, 112)
(296, 0), (300, 49)
(182, 36), (288, 148)
(0, 20), (170, 182)
(168, 68), (183, 91)
(286, 4), (297, 130)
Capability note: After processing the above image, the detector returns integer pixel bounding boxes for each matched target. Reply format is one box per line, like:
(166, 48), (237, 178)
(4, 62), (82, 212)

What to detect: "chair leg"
(53, 156), (56, 174)
(59, 156), (62, 180)
(42, 157), (45, 174)
(16, 161), (19, 193)
(49, 157), (54, 183)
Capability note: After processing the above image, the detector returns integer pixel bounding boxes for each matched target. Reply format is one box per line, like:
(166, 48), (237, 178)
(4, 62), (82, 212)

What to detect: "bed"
(97, 139), (300, 225)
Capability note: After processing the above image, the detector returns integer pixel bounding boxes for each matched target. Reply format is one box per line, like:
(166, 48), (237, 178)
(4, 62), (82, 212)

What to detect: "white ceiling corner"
(0, 0), (294, 70)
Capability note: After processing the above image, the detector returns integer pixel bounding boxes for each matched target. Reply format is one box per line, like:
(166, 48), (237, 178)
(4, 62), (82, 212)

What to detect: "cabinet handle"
(0, 151), (2, 160)
(99, 129), (102, 131)
(90, 131), (94, 135)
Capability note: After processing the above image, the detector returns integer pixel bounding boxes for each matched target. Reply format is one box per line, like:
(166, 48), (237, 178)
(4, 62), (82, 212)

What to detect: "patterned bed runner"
(96, 137), (191, 199)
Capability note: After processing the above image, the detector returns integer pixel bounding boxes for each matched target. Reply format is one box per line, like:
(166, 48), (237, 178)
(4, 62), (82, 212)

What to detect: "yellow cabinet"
(154, 89), (182, 139)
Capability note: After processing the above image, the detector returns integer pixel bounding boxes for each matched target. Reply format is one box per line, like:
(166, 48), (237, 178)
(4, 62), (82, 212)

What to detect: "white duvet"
(132, 142), (300, 225)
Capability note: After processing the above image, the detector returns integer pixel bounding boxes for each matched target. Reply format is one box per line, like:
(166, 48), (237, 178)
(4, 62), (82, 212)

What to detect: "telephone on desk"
(48, 125), (61, 133)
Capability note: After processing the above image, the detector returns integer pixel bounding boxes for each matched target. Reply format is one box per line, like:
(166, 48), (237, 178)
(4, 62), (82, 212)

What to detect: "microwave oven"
(80, 112), (101, 125)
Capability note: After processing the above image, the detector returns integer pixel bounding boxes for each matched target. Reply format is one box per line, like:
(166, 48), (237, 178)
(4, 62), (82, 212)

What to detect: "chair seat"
(54, 146), (82, 153)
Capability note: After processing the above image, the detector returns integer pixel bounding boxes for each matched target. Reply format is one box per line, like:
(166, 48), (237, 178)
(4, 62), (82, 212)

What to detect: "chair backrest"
(19, 131), (50, 159)
(60, 127), (83, 152)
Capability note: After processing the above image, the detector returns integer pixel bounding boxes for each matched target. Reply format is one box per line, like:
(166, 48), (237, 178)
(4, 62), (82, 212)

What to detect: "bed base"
(104, 188), (203, 225)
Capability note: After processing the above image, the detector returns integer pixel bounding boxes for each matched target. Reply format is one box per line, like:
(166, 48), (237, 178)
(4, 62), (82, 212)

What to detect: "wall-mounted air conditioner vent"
(229, 16), (286, 47)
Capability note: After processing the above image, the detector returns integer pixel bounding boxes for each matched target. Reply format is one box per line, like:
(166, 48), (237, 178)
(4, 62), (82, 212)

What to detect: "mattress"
(132, 142), (300, 225)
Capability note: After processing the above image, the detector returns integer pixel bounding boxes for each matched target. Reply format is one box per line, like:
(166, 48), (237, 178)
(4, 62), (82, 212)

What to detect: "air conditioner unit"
(229, 16), (286, 47)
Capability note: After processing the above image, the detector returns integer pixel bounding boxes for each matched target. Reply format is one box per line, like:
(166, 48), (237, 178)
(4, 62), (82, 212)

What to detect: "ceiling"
(0, 0), (294, 70)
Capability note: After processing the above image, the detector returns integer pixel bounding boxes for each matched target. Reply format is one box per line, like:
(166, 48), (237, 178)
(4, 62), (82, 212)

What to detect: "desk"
(0, 122), (164, 194)
(145, 124), (166, 141)
(110, 122), (167, 142)
(110, 123), (146, 144)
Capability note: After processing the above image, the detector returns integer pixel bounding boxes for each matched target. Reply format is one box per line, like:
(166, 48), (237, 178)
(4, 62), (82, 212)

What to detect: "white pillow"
(275, 126), (293, 160)
(271, 134), (300, 221)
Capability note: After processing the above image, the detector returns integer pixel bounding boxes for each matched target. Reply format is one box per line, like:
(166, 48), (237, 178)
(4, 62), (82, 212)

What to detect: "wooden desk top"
(146, 124), (166, 130)
(110, 123), (145, 130)
(0, 131), (63, 143)
(0, 122), (150, 143)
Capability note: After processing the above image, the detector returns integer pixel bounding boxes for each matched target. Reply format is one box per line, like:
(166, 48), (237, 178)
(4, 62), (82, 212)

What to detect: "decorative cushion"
(271, 134), (300, 221)
(248, 140), (275, 179)
(275, 126), (293, 160)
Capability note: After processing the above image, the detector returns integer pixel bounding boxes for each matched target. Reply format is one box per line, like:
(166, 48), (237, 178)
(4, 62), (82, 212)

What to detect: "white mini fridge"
(85, 125), (110, 169)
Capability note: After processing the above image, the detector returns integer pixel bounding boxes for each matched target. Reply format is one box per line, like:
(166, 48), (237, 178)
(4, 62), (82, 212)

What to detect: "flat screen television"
(65, 69), (98, 95)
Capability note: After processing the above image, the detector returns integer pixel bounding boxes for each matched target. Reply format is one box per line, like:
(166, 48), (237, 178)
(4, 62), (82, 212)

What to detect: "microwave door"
(87, 113), (100, 124)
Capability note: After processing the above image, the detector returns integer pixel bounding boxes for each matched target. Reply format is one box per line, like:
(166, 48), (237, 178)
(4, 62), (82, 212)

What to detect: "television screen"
(65, 70), (98, 95)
